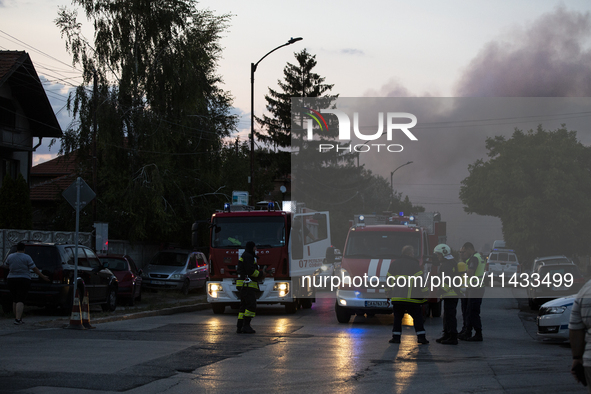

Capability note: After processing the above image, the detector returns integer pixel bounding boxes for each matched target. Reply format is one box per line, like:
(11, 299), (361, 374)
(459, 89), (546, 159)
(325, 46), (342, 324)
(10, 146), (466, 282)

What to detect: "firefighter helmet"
(434, 243), (452, 257)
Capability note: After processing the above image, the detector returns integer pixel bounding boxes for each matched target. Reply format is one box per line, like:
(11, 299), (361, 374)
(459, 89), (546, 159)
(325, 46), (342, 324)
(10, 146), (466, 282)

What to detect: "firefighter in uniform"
(433, 244), (461, 345)
(458, 242), (485, 341)
(236, 241), (264, 334)
(387, 245), (430, 345)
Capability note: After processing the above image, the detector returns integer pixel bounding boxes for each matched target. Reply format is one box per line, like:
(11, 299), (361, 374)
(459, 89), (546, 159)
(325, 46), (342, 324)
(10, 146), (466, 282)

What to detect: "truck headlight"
(208, 283), (222, 297)
(273, 282), (290, 297)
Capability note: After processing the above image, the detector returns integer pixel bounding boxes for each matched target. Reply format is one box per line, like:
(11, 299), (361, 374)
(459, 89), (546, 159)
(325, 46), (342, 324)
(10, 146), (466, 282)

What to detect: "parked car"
(99, 254), (142, 305)
(486, 249), (520, 279)
(527, 262), (585, 310)
(141, 250), (208, 294)
(537, 295), (576, 341)
(531, 255), (573, 274)
(0, 241), (118, 313)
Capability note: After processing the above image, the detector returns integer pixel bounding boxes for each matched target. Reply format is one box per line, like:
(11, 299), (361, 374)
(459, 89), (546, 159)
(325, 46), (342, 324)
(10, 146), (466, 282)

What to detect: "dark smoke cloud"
(455, 6), (591, 97)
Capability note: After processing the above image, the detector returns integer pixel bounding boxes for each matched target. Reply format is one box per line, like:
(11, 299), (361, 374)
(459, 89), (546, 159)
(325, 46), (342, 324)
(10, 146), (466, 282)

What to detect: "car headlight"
(320, 264), (328, 272)
(170, 274), (183, 280)
(540, 306), (566, 315)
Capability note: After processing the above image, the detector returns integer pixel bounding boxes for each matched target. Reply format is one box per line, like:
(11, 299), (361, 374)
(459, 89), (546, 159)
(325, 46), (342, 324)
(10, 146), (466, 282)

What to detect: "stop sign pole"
(62, 177), (96, 306)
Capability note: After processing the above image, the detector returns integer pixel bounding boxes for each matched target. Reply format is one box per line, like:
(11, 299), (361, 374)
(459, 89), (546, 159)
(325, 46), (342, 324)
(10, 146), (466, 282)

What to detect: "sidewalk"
(0, 291), (211, 333)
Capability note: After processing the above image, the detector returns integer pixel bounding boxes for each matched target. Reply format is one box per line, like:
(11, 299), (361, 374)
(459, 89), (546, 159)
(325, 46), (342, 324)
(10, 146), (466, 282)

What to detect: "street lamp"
(250, 37), (303, 205)
(390, 161), (413, 195)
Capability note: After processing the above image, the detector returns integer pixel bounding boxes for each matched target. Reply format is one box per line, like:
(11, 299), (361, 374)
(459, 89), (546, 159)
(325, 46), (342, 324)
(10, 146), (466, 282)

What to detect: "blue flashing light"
(359, 215), (365, 222)
(399, 212), (404, 217)
(409, 215), (415, 222)
(268, 202), (274, 211)
(223, 203), (231, 212)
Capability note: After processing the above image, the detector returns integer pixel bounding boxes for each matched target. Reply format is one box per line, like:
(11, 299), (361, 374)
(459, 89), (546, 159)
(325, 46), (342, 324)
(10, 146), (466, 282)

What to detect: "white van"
(486, 249), (519, 279)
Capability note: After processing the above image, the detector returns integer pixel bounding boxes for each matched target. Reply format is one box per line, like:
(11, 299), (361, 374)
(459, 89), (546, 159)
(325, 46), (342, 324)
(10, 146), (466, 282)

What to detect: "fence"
(0, 229), (92, 259)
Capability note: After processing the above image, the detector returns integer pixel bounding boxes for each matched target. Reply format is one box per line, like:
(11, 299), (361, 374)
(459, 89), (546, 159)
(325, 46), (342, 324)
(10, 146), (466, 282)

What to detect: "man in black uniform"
(236, 241), (264, 334)
(433, 244), (460, 345)
(387, 245), (429, 345)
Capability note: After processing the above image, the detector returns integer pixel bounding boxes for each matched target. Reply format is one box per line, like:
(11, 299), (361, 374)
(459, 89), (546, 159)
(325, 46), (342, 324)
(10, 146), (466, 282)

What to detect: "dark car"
(527, 263), (586, 309)
(141, 250), (208, 294)
(0, 241), (118, 313)
(99, 254), (142, 305)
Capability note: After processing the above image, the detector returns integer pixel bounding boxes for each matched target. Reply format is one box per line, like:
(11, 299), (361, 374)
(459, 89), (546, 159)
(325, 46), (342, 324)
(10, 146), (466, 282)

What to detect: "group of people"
(387, 242), (486, 345)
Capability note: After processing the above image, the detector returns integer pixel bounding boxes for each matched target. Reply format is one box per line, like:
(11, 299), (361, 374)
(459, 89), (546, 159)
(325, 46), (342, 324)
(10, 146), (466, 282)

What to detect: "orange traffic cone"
(82, 291), (95, 329)
(67, 289), (85, 329)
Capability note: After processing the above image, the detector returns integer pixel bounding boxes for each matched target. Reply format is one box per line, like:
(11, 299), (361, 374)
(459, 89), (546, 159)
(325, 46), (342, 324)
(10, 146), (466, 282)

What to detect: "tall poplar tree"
(55, 0), (236, 242)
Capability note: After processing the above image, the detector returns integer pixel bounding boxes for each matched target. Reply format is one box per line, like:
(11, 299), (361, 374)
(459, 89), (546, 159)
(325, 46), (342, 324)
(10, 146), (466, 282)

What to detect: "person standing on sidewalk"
(236, 241), (264, 334)
(387, 245), (429, 345)
(5, 242), (49, 325)
(433, 244), (460, 345)
(458, 242), (485, 341)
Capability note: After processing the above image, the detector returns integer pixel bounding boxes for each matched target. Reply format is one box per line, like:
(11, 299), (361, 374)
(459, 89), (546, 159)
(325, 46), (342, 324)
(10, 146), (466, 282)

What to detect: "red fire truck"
(206, 202), (333, 314)
(335, 212), (446, 323)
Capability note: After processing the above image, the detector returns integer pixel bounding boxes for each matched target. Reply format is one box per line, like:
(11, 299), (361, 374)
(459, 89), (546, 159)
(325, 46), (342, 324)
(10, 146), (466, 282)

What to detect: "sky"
(1, 0), (591, 252)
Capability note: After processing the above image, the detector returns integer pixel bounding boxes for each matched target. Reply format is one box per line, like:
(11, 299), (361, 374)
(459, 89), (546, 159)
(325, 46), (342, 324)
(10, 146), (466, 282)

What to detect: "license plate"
(151, 280), (167, 285)
(365, 300), (390, 308)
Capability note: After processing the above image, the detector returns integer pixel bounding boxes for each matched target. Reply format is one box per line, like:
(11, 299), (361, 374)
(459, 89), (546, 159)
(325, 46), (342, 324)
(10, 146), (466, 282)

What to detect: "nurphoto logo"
(304, 108), (418, 153)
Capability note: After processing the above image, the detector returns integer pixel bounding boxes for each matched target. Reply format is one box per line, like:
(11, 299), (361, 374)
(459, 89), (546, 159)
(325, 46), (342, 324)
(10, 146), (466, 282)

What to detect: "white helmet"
(434, 244), (452, 257)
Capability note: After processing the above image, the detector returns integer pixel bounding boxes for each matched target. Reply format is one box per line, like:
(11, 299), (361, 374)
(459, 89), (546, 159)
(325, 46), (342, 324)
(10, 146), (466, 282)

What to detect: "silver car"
(142, 250), (208, 295)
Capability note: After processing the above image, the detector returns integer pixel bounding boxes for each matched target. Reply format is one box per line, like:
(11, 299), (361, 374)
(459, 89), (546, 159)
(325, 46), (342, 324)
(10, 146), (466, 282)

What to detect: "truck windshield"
(211, 216), (286, 248)
(344, 231), (421, 259)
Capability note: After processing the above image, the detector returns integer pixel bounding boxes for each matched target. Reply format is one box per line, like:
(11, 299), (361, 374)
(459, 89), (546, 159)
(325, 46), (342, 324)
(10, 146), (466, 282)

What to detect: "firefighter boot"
(417, 334), (429, 345)
(440, 333), (458, 345)
(435, 332), (450, 343)
(242, 317), (256, 334)
(236, 319), (243, 334)
(389, 335), (401, 344)
(466, 329), (483, 341)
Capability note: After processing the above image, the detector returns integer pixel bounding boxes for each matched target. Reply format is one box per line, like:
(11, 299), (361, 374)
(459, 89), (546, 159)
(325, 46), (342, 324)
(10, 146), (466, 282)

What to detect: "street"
(0, 288), (582, 393)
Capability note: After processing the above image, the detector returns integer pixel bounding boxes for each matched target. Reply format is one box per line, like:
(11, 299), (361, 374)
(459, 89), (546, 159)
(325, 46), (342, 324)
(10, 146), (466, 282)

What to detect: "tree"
(460, 125), (591, 265)
(256, 49), (337, 149)
(0, 174), (32, 229)
(55, 0), (236, 243)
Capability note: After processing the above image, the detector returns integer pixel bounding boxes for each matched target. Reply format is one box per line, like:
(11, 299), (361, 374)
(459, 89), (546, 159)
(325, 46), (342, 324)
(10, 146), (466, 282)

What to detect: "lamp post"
(390, 161), (413, 195)
(250, 37), (303, 205)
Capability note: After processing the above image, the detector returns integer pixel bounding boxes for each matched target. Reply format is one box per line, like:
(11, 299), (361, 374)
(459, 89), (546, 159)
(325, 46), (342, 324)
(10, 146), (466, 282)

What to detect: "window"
(188, 255), (197, 270)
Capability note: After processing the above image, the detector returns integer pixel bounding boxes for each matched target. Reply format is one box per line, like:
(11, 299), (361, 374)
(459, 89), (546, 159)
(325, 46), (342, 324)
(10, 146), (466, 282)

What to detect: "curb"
(90, 302), (212, 324)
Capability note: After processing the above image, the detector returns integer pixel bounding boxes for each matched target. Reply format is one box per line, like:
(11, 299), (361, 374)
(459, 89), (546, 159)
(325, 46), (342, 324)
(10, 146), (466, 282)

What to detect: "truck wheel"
(430, 301), (442, 317)
(285, 302), (298, 314)
(212, 304), (225, 314)
(300, 298), (313, 309)
(335, 302), (351, 323)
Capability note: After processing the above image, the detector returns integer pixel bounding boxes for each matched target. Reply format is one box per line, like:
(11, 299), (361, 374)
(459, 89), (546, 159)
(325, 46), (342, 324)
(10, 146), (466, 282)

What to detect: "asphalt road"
(0, 288), (582, 393)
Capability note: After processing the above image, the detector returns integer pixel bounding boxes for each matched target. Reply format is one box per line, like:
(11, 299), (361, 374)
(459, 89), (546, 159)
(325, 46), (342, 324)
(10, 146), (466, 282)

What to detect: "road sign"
(63, 178), (95, 210)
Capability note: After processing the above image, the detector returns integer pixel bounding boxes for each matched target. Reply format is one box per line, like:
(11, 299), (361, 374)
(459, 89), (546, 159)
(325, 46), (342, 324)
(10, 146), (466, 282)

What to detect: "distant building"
(0, 50), (62, 187)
